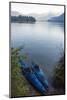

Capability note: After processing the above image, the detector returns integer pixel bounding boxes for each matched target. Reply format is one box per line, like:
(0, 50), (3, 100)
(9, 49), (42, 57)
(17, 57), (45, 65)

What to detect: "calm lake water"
(11, 22), (64, 78)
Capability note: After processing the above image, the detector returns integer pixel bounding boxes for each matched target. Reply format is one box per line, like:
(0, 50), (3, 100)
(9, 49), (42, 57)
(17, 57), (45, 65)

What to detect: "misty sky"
(11, 3), (64, 15)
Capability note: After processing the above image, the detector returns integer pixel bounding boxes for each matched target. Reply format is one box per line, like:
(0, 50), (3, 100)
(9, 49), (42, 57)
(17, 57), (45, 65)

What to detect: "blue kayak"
(19, 59), (47, 95)
(32, 62), (49, 90)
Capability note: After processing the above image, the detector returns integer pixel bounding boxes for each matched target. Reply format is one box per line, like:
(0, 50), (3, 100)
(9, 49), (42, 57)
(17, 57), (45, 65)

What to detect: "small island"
(11, 15), (36, 23)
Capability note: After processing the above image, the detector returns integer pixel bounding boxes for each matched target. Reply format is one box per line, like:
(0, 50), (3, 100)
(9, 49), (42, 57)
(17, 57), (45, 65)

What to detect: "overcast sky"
(11, 3), (64, 15)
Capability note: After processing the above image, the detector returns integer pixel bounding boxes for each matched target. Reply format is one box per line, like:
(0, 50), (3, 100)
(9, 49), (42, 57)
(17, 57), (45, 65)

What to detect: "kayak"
(32, 62), (49, 90)
(19, 59), (47, 95)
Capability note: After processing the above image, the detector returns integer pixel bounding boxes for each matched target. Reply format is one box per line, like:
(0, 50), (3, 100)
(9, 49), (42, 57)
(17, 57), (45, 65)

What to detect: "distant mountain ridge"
(48, 13), (64, 22)
(11, 11), (64, 23)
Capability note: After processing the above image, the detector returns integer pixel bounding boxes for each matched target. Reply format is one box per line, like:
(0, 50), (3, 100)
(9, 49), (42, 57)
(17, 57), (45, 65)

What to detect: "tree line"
(11, 15), (36, 23)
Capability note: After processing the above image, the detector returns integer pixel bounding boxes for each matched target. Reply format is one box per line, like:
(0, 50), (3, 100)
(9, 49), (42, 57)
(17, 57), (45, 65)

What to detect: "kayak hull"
(32, 63), (49, 90)
(19, 60), (46, 95)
